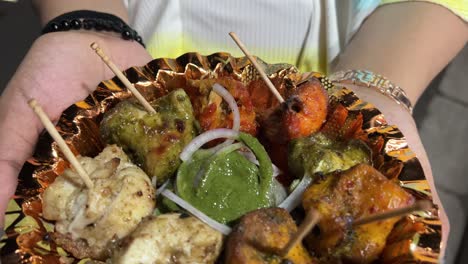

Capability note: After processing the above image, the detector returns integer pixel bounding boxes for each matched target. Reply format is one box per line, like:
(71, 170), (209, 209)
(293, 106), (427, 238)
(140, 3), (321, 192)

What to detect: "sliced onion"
(180, 128), (239, 162)
(271, 178), (287, 205)
(155, 180), (170, 196)
(151, 176), (158, 188)
(161, 189), (232, 235)
(213, 83), (240, 132)
(239, 149), (282, 177)
(278, 174), (312, 212)
(206, 83), (241, 152)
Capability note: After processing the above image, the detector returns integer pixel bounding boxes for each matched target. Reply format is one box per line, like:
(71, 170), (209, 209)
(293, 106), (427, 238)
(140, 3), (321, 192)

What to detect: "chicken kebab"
(39, 88), (229, 262)
(37, 69), (324, 262)
(223, 164), (418, 264)
(302, 164), (415, 264)
(37, 75), (273, 262)
(220, 74), (421, 263)
(38, 89), (192, 249)
(36, 58), (422, 264)
(41, 144), (156, 260)
(225, 207), (317, 264)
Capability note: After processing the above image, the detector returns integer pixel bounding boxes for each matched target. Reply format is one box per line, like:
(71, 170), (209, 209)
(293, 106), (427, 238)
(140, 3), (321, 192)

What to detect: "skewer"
(353, 200), (432, 227)
(228, 32), (285, 103)
(280, 200), (430, 257)
(28, 99), (94, 189)
(280, 208), (320, 257)
(90, 42), (156, 114)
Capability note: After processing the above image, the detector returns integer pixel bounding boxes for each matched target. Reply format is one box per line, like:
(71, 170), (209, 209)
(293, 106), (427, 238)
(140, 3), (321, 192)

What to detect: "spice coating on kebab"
(42, 145), (156, 260)
(111, 213), (223, 263)
(302, 164), (415, 263)
(100, 89), (196, 185)
(253, 77), (328, 184)
(225, 207), (316, 264)
(288, 132), (371, 177)
(261, 78), (328, 144)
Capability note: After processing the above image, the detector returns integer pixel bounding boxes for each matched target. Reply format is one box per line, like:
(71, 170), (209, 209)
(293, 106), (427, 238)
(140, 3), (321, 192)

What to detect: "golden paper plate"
(1, 53), (441, 263)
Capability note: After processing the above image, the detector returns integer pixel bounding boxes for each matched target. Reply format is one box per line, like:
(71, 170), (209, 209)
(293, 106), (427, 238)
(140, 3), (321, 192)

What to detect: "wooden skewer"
(280, 200), (431, 257)
(28, 99), (94, 189)
(280, 208), (321, 257)
(90, 42), (156, 114)
(353, 200), (433, 227)
(228, 32), (285, 103)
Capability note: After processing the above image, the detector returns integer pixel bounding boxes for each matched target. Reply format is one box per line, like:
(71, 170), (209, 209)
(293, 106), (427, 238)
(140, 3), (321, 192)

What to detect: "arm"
(332, 1), (467, 257)
(333, 1), (467, 103)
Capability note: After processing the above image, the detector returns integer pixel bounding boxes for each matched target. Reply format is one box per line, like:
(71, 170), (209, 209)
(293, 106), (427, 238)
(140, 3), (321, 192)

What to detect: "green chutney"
(176, 133), (274, 224)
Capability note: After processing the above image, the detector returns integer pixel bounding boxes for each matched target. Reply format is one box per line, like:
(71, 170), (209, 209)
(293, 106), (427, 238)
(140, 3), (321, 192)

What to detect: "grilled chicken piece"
(258, 78), (329, 185)
(288, 132), (371, 177)
(261, 78), (328, 144)
(100, 89), (196, 185)
(42, 145), (155, 260)
(226, 207), (316, 264)
(302, 164), (415, 263)
(111, 213), (223, 264)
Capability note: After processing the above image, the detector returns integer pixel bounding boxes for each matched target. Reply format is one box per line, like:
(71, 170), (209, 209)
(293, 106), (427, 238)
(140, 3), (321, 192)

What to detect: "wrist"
(337, 83), (414, 126)
(40, 10), (144, 47)
(329, 70), (414, 114)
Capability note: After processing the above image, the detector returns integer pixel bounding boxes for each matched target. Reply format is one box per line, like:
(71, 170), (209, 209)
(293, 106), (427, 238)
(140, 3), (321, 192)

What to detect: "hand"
(0, 31), (152, 227)
(341, 83), (450, 258)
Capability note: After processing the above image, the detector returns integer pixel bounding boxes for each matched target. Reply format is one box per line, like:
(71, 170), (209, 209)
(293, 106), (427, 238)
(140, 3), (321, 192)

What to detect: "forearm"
(32, 0), (129, 25)
(333, 1), (467, 105)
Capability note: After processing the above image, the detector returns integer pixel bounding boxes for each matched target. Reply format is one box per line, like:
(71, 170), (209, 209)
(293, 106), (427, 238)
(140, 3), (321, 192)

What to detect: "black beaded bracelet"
(41, 10), (145, 47)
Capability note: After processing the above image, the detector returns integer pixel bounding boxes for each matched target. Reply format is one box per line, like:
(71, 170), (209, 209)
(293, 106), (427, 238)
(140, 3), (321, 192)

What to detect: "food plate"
(1, 52), (441, 263)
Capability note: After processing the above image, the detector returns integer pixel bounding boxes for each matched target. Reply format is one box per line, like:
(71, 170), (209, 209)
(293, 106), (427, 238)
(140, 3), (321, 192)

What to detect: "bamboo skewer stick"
(28, 99), (94, 189)
(280, 200), (431, 257)
(90, 42), (156, 114)
(353, 200), (432, 227)
(228, 32), (285, 103)
(280, 208), (320, 257)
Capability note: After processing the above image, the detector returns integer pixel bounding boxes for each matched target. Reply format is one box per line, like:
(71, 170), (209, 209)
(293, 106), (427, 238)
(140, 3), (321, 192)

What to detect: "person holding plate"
(0, 0), (466, 262)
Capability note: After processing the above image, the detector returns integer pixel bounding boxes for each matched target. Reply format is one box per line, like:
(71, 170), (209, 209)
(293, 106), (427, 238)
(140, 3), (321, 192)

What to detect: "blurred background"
(0, 1), (467, 263)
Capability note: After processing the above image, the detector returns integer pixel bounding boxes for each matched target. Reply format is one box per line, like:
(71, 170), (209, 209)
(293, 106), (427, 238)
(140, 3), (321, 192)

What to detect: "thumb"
(0, 161), (20, 228)
(0, 90), (43, 228)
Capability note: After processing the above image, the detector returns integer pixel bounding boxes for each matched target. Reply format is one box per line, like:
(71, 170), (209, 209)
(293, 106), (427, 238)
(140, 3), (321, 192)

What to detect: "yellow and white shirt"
(125, 0), (467, 74)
